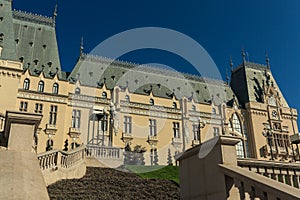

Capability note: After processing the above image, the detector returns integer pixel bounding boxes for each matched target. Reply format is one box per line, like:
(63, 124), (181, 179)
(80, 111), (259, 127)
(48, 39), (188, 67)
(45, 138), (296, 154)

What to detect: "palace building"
(0, 0), (299, 167)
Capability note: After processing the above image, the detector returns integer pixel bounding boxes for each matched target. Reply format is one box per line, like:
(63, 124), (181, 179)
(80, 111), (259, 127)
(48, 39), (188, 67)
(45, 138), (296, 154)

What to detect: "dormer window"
(37, 81), (44, 92)
(192, 105), (196, 111)
(75, 87), (81, 95)
(23, 78), (30, 90)
(125, 95), (130, 102)
(150, 98), (154, 106)
(268, 95), (277, 106)
(52, 83), (59, 94)
(212, 108), (216, 114)
(172, 102), (177, 109)
(102, 92), (107, 99)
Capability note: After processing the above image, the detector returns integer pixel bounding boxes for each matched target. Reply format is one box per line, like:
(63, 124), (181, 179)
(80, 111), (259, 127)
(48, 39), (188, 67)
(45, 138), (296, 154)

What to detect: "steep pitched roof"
(0, 0), (17, 61)
(12, 9), (63, 79)
(69, 53), (235, 105)
(230, 62), (289, 108)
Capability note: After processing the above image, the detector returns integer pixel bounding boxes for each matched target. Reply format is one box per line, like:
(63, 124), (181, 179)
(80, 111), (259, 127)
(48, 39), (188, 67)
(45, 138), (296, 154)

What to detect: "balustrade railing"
(85, 145), (123, 160)
(37, 145), (85, 171)
(220, 164), (300, 200)
(238, 158), (300, 189)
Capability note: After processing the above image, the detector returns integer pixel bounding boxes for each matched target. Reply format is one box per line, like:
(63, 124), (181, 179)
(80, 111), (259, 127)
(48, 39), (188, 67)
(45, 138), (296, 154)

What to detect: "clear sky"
(13, 0), (300, 123)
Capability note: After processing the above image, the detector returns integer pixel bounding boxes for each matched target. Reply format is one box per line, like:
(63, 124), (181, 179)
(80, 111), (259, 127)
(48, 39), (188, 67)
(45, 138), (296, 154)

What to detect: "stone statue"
(110, 101), (119, 135)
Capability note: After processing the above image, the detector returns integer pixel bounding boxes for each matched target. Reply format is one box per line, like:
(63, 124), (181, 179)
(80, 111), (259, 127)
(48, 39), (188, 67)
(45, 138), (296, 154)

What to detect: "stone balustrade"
(38, 150), (59, 170)
(37, 145), (86, 185)
(37, 145), (85, 171)
(238, 158), (300, 189)
(85, 145), (124, 168)
(220, 164), (300, 200)
(86, 145), (123, 159)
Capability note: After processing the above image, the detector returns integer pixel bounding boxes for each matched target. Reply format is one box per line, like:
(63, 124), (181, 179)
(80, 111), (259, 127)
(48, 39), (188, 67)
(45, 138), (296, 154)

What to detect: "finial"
(230, 56), (234, 72)
(53, 4), (57, 27)
(266, 51), (270, 69)
(80, 37), (84, 55)
(242, 49), (246, 64)
(226, 68), (229, 85)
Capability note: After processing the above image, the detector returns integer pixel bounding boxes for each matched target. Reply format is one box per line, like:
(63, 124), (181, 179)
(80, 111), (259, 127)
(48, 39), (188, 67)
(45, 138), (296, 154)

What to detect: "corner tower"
(230, 61), (298, 161)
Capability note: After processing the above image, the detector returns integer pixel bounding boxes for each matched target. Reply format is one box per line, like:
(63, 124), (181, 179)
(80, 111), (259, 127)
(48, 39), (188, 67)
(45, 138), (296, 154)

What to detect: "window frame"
(49, 105), (58, 125)
(37, 80), (44, 92)
(23, 78), (30, 90)
(52, 83), (59, 94)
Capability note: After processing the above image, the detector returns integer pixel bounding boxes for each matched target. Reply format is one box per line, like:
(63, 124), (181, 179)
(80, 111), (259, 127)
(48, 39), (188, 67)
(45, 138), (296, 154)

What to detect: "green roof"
(12, 10), (63, 79)
(69, 53), (235, 105)
(230, 62), (289, 108)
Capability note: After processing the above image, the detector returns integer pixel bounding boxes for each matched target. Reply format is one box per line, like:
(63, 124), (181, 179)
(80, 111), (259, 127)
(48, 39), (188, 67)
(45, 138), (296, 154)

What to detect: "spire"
(266, 51), (270, 69)
(226, 68), (230, 85)
(230, 56), (234, 72)
(53, 4), (58, 27)
(80, 37), (84, 56)
(241, 49), (246, 64)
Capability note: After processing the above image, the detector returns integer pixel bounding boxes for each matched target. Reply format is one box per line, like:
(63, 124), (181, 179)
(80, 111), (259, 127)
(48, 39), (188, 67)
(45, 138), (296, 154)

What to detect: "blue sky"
(13, 0), (300, 123)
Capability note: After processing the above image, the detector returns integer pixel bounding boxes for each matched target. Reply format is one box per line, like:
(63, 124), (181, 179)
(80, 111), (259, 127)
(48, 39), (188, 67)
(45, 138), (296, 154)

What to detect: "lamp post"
(262, 129), (274, 160)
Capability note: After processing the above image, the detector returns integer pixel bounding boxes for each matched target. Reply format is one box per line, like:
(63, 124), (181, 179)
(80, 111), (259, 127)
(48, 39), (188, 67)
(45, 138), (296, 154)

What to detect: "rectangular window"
(124, 116), (132, 134)
(19, 101), (28, 112)
(149, 119), (157, 136)
(71, 110), (81, 128)
(213, 127), (220, 137)
(273, 123), (282, 131)
(49, 105), (57, 125)
(99, 117), (108, 132)
(34, 103), (43, 114)
(173, 122), (180, 138)
(192, 124), (199, 140)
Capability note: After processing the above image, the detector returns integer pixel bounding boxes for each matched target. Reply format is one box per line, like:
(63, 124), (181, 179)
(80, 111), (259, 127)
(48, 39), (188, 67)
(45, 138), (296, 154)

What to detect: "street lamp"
(262, 129), (274, 160)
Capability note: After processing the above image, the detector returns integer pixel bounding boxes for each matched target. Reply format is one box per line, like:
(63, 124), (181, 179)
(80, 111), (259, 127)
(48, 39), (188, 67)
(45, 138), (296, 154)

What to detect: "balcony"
(172, 137), (182, 150)
(147, 135), (158, 146)
(121, 132), (133, 145)
(45, 124), (57, 136)
(68, 127), (81, 138)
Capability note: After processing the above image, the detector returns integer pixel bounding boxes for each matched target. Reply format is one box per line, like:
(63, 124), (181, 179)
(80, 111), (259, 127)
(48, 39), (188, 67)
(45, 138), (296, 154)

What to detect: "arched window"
(75, 87), (80, 94)
(52, 83), (59, 94)
(268, 95), (277, 106)
(172, 102), (177, 109)
(230, 113), (247, 158)
(125, 95), (130, 102)
(102, 91), (107, 99)
(37, 80), (44, 92)
(23, 78), (30, 90)
(212, 108), (216, 114)
(232, 113), (241, 133)
(191, 105), (196, 111)
(150, 98), (154, 106)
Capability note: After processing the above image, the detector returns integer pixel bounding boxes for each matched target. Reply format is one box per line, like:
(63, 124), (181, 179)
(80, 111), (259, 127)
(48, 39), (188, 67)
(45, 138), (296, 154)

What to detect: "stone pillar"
(4, 111), (42, 152)
(178, 135), (241, 199)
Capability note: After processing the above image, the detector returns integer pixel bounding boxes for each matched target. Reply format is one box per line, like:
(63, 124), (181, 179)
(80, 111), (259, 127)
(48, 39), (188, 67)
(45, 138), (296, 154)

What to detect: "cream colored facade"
(0, 0), (299, 166)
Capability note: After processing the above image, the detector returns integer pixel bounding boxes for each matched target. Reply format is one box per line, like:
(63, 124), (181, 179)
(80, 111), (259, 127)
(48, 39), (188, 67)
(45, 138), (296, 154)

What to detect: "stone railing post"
(178, 135), (241, 199)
